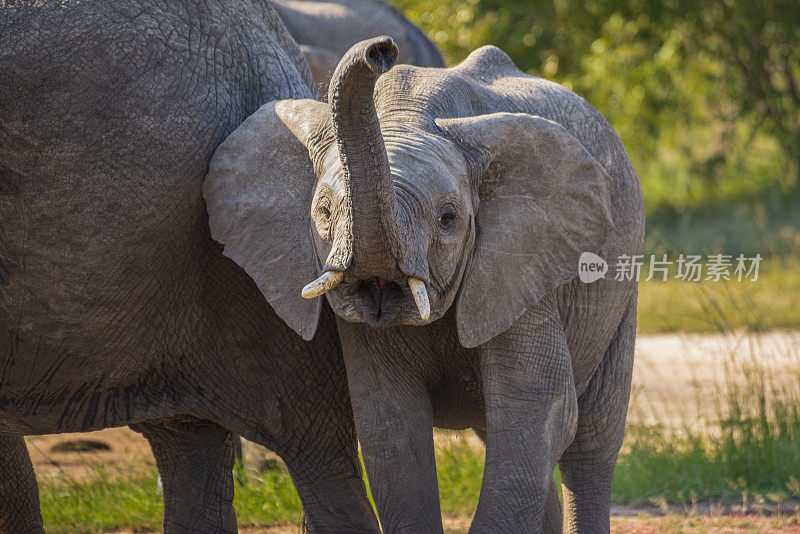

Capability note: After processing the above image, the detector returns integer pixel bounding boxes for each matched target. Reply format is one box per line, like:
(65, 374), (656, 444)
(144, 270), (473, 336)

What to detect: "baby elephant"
(204, 37), (644, 533)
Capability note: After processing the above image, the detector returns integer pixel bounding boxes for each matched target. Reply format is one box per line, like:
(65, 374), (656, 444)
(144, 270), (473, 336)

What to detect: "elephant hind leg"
(0, 434), (44, 534)
(559, 292), (637, 534)
(543, 476), (563, 534)
(132, 418), (237, 534)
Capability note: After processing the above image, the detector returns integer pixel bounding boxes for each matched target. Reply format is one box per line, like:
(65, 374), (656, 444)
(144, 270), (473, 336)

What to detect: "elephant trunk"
(325, 36), (403, 278)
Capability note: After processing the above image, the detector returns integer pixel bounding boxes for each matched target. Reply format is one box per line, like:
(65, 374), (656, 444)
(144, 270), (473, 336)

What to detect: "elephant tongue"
(366, 277), (387, 289)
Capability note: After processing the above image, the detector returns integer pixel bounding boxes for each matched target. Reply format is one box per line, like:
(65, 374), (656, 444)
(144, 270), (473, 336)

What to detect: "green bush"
(392, 0), (800, 256)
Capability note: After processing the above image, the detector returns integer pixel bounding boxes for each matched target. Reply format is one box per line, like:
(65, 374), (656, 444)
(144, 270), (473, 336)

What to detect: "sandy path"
(630, 331), (800, 430)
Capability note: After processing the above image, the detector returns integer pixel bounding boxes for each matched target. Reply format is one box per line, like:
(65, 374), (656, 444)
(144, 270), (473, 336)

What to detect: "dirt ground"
(25, 331), (800, 532)
(109, 513), (800, 534)
(629, 330), (800, 431)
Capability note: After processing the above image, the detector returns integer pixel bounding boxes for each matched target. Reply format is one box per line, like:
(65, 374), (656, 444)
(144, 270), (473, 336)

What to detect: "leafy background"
(395, 0), (800, 258)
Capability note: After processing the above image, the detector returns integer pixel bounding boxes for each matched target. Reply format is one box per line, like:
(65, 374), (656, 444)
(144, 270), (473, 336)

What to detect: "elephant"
(270, 0), (444, 96)
(204, 37), (645, 533)
(0, 3), (379, 533)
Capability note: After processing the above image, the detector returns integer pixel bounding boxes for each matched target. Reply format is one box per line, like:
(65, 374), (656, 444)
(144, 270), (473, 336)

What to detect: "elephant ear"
(436, 113), (614, 348)
(202, 99), (330, 341)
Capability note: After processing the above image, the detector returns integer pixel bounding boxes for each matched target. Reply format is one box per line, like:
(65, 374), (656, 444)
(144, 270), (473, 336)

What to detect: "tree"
(394, 0), (800, 208)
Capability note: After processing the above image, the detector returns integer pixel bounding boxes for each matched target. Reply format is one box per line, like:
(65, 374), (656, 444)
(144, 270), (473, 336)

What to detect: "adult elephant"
(204, 37), (645, 533)
(0, 3), (378, 533)
(270, 0), (444, 95)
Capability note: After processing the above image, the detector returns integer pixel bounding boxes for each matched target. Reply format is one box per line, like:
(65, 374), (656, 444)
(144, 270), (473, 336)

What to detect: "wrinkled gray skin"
(270, 0), (444, 96)
(206, 37), (645, 533)
(0, 3), (378, 533)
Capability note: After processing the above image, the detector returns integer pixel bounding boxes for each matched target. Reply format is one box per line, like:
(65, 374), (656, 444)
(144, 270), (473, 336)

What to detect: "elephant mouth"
(357, 277), (403, 326)
(325, 276), (430, 327)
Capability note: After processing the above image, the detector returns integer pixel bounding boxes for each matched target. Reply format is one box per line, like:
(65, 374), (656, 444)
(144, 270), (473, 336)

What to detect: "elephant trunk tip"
(363, 36), (398, 75)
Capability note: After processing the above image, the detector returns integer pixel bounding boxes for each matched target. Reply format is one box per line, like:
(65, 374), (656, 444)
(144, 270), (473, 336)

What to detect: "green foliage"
(392, 0), (800, 221)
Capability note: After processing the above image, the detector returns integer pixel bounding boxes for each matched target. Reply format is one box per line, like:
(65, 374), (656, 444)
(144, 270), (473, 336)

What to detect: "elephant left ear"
(203, 100), (329, 341)
(436, 113), (614, 348)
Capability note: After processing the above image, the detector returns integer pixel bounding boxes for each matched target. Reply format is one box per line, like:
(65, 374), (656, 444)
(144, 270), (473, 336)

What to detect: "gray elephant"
(204, 37), (645, 533)
(0, 3), (378, 533)
(270, 0), (444, 96)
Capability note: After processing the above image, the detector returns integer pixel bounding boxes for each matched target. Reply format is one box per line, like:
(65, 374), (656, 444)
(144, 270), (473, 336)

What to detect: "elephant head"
(203, 37), (614, 347)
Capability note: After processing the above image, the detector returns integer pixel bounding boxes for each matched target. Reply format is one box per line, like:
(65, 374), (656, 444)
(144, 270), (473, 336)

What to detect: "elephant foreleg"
(0, 434), (44, 534)
(471, 293), (578, 534)
(133, 418), (237, 534)
(473, 427), (563, 534)
(559, 293), (637, 534)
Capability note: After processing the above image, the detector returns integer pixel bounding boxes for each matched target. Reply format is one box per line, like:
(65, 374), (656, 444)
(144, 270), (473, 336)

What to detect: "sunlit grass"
(636, 258), (800, 334)
(38, 440), (486, 532)
(39, 469), (163, 534)
(616, 285), (800, 507)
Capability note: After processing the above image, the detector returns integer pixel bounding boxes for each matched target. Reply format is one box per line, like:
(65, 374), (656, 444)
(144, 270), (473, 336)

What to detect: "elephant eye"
(437, 204), (456, 229)
(313, 195), (333, 240)
(316, 198), (332, 220)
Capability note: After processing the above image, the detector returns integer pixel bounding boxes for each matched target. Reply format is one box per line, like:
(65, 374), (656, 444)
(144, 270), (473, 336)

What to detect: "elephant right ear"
(202, 99), (330, 341)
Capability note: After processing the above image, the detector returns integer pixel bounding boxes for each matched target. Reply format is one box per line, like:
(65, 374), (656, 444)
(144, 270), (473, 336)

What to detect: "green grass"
(38, 445), (484, 532)
(39, 469), (163, 533)
(635, 172), (800, 336)
(38, 465), (305, 533)
(233, 467), (305, 527)
(636, 258), (800, 334)
(434, 437), (485, 514)
(613, 388), (800, 506)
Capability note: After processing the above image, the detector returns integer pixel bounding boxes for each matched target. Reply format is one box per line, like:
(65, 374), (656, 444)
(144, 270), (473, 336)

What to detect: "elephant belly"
(429, 357), (486, 431)
(558, 277), (636, 396)
(0, 182), (213, 433)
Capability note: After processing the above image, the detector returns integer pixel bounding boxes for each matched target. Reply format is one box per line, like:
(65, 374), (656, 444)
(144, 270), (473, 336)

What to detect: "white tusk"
(302, 270), (344, 299)
(408, 277), (430, 321)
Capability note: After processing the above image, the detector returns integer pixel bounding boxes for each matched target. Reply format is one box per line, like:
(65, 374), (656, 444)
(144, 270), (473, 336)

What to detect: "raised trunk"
(326, 36), (402, 277)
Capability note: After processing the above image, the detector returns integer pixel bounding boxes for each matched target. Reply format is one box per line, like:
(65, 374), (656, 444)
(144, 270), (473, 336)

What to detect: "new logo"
(578, 252), (608, 283)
